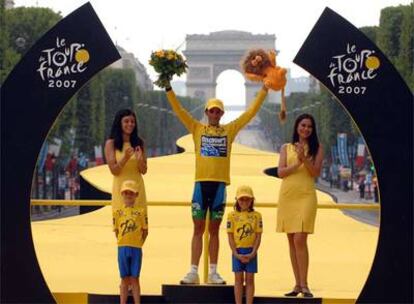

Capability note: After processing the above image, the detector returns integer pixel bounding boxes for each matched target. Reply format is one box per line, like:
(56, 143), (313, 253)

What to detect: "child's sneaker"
(207, 272), (226, 284)
(180, 272), (200, 284)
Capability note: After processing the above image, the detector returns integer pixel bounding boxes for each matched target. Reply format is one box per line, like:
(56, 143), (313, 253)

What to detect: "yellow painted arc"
(31, 134), (379, 300)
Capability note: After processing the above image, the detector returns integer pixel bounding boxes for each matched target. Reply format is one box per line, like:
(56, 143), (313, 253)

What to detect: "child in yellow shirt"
(227, 185), (263, 304)
(113, 180), (148, 304)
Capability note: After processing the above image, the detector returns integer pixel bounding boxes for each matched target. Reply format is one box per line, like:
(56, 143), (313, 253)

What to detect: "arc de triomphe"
(184, 31), (278, 107)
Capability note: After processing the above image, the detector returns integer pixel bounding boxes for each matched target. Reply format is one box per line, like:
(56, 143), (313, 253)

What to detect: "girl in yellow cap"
(227, 185), (263, 304)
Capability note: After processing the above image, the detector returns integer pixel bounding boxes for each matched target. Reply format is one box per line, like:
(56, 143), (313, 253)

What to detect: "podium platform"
(87, 284), (322, 304)
(33, 136), (377, 303)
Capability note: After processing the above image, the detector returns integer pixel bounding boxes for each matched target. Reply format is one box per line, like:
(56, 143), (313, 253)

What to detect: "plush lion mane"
(241, 49), (272, 75)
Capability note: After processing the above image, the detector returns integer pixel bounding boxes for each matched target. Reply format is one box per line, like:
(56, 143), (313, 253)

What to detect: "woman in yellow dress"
(104, 109), (147, 214)
(277, 113), (323, 298)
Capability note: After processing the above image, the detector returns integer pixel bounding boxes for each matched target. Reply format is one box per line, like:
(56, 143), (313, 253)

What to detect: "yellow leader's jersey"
(227, 210), (263, 248)
(166, 89), (268, 185)
(113, 205), (148, 248)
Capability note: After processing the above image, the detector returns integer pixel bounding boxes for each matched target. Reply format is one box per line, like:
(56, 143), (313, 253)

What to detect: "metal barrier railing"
(30, 199), (380, 283)
(31, 199), (380, 210)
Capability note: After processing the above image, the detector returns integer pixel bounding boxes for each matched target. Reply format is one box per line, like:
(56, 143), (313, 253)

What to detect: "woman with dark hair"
(276, 113), (323, 298)
(104, 109), (147, 212)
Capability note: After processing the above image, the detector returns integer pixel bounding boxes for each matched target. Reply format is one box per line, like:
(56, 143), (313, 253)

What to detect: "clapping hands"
(135, 146), (144, 160)
(124, 146), (135, 160)
(294, 142), (306, 163)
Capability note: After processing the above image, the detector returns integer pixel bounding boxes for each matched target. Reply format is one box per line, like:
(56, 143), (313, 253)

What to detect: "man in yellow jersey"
(165, 83), (268, 284)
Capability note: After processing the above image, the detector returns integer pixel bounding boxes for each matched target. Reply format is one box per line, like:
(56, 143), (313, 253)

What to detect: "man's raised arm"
(165, 86), (199, 133)
(228, 85), (268, 132)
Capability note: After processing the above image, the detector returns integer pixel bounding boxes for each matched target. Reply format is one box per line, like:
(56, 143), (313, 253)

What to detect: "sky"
(13, 0), (411, 77)
(12, 0), (412, 122)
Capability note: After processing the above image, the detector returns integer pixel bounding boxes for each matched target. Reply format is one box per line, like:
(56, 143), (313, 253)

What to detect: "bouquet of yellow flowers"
(149, 49), (188, 88)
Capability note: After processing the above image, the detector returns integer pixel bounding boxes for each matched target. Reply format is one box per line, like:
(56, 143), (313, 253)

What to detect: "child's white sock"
(190, 264), (198, 274)
(209, 264), (217, 274)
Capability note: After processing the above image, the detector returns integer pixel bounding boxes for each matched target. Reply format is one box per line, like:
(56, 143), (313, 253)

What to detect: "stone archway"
(184, 30), (278, 106)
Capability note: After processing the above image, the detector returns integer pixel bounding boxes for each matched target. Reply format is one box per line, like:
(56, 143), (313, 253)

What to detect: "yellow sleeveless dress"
(111, 142), (147, 215)
(276, 143), (317, 233)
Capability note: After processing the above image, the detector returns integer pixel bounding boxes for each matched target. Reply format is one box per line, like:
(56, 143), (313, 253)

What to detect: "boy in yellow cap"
(113, 180), (148, 304)
(165, 82), (268, 284)
(227, 185), (263, 304)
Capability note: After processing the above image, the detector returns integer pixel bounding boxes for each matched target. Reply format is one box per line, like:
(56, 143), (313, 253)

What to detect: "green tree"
(362, 4), (413, 90)
(102, 68), (137, 138)
(1, 5), (61, 83)
(378, 6), (404, 62)
(316, 88), (358, 153)
(258, 88), (359, 160)
(48, 73), (105, 163)
(395, 3), (413, 89)
(48, 96), (77, 165)
(93, 74), (106, 147)
(257, 98), (282, 150)
(136, 90), (203, 155)
(74, 76), (105, 158)
(5, 6), (61, 56)
(74, 83), (94, 157)
(0, 0), (20, 82)
(360, 26), (378, 44)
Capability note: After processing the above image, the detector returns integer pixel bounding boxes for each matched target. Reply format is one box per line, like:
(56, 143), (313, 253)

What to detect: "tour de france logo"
(327, 43), (381, 95)
(37, 37), (90, 88)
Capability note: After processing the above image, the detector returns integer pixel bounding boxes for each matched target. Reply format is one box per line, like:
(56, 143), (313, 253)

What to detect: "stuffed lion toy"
(242, 49), (287, 122)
